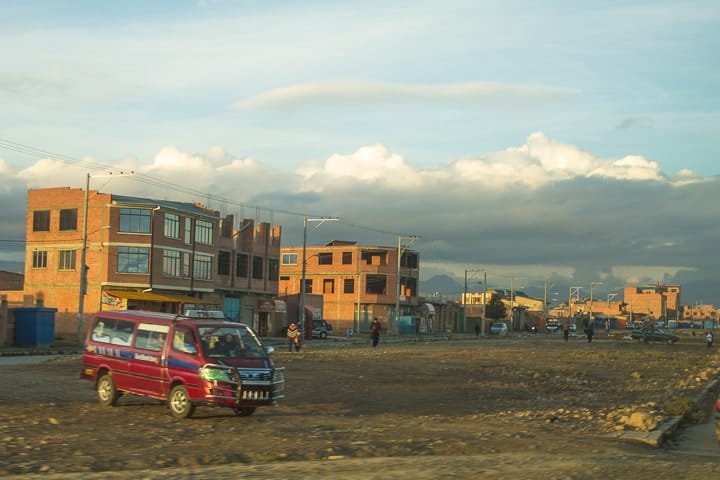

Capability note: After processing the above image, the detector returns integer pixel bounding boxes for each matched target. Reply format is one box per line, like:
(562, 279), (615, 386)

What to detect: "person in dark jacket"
(586, 322), (595, 343)
(370, 318), (382, 348)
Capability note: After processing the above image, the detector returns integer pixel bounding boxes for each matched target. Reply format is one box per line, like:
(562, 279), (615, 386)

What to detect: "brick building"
(0, 270), (23, 291)
(623, 284), (681, 321)
(278, 240), (420, 335)
(21, 186), (282, 342)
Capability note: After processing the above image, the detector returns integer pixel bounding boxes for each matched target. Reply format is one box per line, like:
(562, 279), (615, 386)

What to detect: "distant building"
(0, 270), (23, 291)
(279, 240), (420, 334)
(623, 284), (681, 321)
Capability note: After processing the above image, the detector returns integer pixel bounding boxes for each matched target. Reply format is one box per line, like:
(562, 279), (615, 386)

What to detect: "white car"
(489, 322), (508, 335)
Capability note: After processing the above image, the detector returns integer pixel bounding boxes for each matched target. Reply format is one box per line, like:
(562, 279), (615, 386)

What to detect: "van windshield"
(198, 325), (265, 359)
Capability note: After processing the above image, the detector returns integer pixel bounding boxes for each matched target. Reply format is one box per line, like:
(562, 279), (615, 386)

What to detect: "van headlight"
(200, 366), (233, 382)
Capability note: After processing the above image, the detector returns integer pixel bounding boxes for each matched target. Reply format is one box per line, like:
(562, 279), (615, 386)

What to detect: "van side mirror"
(264, 345), (275, 355)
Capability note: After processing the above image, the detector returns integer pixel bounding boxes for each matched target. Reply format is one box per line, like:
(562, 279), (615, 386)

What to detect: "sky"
(1, 0), (719, 307)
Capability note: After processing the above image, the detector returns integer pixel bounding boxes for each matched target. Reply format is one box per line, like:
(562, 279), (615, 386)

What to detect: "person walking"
(586, 322), (595, 343)
(706, 330), (714, 349)
(370, 317), (382, 348)
(286, 322), (302, 352)
(562, 321), (569, 343)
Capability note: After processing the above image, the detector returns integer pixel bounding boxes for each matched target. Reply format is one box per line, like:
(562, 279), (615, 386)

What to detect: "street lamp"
(607, 293), (618, 331)
(589, 281), (603, 326)
(299, 216), (338, 340)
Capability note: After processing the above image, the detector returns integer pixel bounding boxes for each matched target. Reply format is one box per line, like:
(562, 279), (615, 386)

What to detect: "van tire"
(319, 331), (328, 339)
(97, 374), (119, 407)
(168, 385), (195, 419)
(233, 407), (256, 417)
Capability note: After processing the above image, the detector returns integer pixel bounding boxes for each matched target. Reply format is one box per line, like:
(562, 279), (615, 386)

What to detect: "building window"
(342, 252), (352, 264)
(302, 279), (313, 294)
(184, 217), (192, 244)
(58, 250), (76, 271)
(280, 275), (290, 281)
(365, 275), (387, 295)
(193, 254), (213, 280)
(218, 251), (231, 275)
(318, 252), (333, 265)
(183, 252), (190, 277)
(195, 220), (213, 245)
(164, 213), (179, 239)
(33, 211), (50, 231)
(323, 278), (335, 294)
(282, 252), (297, 265)
(401, 252), (419, 269)
(117, 246), (149, 273)
(32, 251), (48, 269)
(119, 208), (151, 233)
(252, 256), (264, 280)
(268, 258), (279, 281)
(163, 250), (181, 277)
(220, 217), (233, 238)
(344, 278), (355, 294)
(236, 253), (248, 277)
(59, 208), (78, 231)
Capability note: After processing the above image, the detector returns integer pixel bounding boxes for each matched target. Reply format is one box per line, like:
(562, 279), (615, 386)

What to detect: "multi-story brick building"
(623, 284), (681, 321)
(278, 240), (420, 335)
(22, 187), (282, 342)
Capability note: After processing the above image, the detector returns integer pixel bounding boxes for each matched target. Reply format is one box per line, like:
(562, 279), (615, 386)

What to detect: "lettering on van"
(134, 353), (161, 363)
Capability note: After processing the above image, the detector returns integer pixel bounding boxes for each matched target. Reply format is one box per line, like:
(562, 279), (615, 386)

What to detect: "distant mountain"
(420, 275), (463, 297)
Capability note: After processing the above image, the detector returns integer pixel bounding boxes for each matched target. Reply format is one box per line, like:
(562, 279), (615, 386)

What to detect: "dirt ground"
(1, 332), (719, 479)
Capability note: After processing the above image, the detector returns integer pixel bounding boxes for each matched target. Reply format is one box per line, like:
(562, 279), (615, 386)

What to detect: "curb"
(613, 377), (720, 447)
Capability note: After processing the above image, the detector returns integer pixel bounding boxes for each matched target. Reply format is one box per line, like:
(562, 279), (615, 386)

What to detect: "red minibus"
(81, 310), (284, 418)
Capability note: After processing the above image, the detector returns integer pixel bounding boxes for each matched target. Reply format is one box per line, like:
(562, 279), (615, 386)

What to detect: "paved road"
(0, 354), (64, 365)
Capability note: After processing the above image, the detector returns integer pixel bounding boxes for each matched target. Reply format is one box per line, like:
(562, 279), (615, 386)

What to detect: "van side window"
(172, 327), (198, 355)
(91, 317), (135, 346)
(135, 323), (170, 351)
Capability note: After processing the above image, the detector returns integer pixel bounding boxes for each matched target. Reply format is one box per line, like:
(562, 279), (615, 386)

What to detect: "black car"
(630, 327), (679, 344)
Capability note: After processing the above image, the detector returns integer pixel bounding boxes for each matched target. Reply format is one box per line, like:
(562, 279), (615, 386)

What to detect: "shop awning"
(104, 290), (216, 305)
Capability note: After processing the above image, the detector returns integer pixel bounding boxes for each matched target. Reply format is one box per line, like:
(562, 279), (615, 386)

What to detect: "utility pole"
(77, 173), (90, 344)
(589, 281), (603, 327)
(299, 216), (339, 340)
(395, 235), (420, 335)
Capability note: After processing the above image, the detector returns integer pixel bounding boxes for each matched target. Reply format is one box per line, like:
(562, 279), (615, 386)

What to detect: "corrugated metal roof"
(110, 194), (219, 218)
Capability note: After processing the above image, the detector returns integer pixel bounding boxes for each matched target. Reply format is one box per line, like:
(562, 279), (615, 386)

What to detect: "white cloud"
(234, 81), (581, 110)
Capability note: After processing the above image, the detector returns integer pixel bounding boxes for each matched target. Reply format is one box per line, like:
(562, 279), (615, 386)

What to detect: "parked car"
(630, 327), (679, 344)
(280, 319), (333, 339)
(489, 322), (508, 335)
(311, 319), (333, 339)
(545, 318), (559, 334)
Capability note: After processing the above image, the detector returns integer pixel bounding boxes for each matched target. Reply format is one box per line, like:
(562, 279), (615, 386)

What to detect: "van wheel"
(97, 374), (119, 407)
(320, 331), (328, 339)
(168, 385), (195, 419)
(233, 407), (256, 417)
